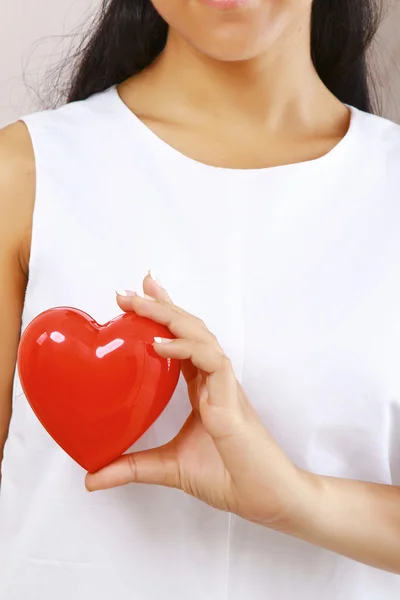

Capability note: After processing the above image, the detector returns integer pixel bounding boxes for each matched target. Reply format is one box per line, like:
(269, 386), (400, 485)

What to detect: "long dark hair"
(56, 0), (381, 113)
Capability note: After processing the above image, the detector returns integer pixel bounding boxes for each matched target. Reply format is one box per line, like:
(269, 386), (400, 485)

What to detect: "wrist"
(289, 470), (342, 548)
(284, 469), (325, 537)
(261, 467), (323, 536)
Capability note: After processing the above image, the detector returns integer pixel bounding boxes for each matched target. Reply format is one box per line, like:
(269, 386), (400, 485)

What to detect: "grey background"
(0, 0), (399, 127)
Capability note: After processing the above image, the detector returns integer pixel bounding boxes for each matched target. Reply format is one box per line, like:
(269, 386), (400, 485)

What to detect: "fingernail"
(154, 337), (174, 344)
(116, 289), (136, 297)
(148, 269), (161, 285)
(144, 294), (156, 302)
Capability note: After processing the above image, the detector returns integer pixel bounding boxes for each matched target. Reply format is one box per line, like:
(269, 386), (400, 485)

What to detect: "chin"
(162, 6), (295, 64)
(193, 32), (266, 62)
(155, 0), (282, 62)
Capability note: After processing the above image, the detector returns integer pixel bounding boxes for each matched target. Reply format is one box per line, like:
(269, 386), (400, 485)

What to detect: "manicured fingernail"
(116, 289), (136, 297)
(154, 337), (174, 344)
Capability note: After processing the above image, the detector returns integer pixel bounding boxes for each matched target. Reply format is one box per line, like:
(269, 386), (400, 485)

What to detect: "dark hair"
(57, 0), (381, 112)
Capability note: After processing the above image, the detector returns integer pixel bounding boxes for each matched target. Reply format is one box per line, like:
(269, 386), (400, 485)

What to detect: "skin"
(0, 123), (34, 477)
(1, 0), (400, 575)
(117, 1), (349, 170)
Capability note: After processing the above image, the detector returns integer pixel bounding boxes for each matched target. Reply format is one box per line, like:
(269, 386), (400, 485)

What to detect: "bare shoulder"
(0, 121), (36, 272)
(0, 120), (35, 198)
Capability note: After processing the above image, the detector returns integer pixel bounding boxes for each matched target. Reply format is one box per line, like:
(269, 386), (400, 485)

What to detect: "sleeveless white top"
(1, 86), (400, 599)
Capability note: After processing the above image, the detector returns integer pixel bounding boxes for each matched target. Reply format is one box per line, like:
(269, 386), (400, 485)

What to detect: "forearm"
(292, 473), (400, 573)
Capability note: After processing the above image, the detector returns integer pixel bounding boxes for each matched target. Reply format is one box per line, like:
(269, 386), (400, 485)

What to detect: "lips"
(199, 0), (250, 10)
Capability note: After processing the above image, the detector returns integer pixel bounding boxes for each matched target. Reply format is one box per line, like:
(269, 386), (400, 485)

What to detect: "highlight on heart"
(17, 307), (181, 473)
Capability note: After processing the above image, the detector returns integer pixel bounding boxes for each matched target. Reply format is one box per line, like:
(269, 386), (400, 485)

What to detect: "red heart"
(17, 307), (181, 472)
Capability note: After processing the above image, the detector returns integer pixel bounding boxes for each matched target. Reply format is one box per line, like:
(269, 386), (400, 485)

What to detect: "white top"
(1, 86), (400, 600)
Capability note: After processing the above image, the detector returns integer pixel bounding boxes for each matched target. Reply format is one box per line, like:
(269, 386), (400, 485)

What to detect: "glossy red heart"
(17, 307), (181, 473)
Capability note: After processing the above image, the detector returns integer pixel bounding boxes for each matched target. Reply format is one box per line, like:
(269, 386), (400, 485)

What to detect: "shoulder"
(0, 122), (35, 258)
(351, 109), (400, 168)
(0, 120), (35, 185)
(21, 86), (120, 145)
(19, 87), (126, 179)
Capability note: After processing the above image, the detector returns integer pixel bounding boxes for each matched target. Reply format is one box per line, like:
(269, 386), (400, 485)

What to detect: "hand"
(86, 275), (400, 573)
(86, 274), (314, 531)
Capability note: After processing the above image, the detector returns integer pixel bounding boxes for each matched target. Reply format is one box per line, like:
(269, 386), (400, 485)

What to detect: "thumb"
(85, 445), (179, 492)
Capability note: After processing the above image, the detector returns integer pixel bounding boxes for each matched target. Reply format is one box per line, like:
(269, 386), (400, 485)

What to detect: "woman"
(0, 0), (399, 598)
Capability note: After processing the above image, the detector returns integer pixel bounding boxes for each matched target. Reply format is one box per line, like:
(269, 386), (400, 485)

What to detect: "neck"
(133, 22), (340, 130)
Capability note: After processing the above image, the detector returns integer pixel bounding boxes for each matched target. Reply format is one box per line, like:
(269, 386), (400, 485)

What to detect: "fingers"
(116, 272), (173, 309)
(154, 338), (237, 409)
(116, 271), (223, 387)
(85, 445), (179, 492)
(119, 294), (218, 347)
(153, 338), (250, 481)
(154, 338), (226, 375)
(116, 273), (200, 385)
(142, 271), (173, 304)
(116, 272), (220, 347)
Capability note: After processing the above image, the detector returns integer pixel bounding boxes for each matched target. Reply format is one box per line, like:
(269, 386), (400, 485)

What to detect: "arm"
(292, 473), (400, 573)
(0, 122), (35, 478)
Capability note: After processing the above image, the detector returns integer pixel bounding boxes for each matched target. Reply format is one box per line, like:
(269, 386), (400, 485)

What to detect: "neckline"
(108, 84), (359, 177)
